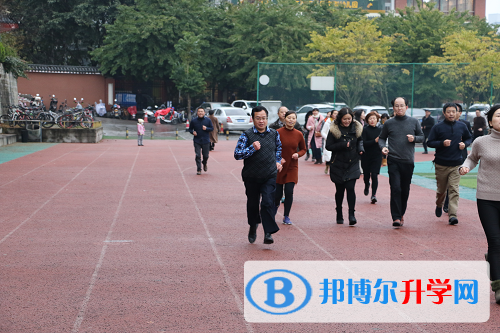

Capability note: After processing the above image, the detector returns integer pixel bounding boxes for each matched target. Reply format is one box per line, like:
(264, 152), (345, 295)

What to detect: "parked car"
(231, 100), (259, 112)
(466, 104), (490, 123)
(322, 102), (348, 110)
(198, 102), (231, 114)
(214, 107), (253, 132)
(296, 104), (335, 127)
(352, 105), (389, 116)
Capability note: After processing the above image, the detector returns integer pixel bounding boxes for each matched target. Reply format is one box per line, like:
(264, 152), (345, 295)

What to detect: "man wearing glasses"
(379, 97), (424, 227)
(234, 106), (283, 244)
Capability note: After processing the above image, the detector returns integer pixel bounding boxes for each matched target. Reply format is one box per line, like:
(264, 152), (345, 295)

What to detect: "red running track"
(0, 139), (497, 332)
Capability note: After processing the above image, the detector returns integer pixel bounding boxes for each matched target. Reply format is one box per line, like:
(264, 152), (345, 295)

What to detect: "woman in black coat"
(326, 108), (364, 226)
(361, 112), (382, 204)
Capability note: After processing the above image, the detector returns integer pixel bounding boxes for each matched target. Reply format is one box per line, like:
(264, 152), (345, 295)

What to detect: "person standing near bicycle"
(137, 119), (145, 146)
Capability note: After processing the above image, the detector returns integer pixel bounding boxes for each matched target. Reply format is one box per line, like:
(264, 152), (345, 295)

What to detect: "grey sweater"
(462, 128), (500, 201)
(378, 115), (424, 164)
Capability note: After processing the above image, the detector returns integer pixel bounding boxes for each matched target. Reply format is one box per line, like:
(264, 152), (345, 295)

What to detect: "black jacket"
(421, 116), (435, 136)
(325, 120), (364, 184)
(427, 120), (472, 166)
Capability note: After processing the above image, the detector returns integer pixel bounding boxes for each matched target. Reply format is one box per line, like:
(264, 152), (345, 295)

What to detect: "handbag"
(315, 131), (322, 137)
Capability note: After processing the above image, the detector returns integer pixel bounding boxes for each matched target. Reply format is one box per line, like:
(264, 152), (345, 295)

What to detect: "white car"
(231, 100), (259, 111)
(352, 105), (389, 116)
(296, 104), (335, 127)
(213, 107), (253, 132)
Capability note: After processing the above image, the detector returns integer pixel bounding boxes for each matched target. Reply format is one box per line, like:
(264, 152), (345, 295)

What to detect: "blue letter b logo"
(264, 277), (295, 308)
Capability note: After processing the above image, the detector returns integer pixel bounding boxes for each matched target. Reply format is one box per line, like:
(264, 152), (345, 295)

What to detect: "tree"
(225, 0), (320, 94)
(91, 0), (209, 78)
(168, 32), (208, 120)
(3, 0), (134, 65)
(429, 29), (500, 107)
(303, 18), (393, 108)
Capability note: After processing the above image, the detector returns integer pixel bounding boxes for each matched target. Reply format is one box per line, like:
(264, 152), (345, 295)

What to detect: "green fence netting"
(257, 62), (500, 116)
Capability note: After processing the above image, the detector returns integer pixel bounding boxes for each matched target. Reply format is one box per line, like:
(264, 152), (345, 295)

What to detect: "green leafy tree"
(169, 32), (208, 120)
(226, 0), (320, 95)
(303, 18), (393, 108)
(3, 0), (134, 65)
(92, 0), (208, 78)
(429, 29), (500, 108)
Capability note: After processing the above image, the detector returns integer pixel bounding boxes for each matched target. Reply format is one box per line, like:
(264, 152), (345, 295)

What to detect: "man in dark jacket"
(234, 106), (282, 244)
(189, 108), (213, 175)
(421, 109), (435, 154)
(472, 109), (487, 141)
(427, 102), (472, 225)
(441, 103), (472, 212)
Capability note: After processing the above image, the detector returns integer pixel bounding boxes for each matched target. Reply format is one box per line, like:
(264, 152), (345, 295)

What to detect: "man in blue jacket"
(427, 102), (472, 225)
(189, 108), (213, 175)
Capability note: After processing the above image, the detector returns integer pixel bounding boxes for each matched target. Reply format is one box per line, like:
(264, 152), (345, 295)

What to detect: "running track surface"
(0, 139), (498, 332)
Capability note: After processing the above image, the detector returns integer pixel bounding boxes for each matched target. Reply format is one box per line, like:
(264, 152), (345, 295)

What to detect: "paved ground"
(0, 139), (498, 332)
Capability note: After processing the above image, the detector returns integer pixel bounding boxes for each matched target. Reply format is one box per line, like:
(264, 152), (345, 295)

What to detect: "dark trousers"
(194, 142), (209, 171)
(423, 133), (429, 152)
(335, 179), (357, 213)
(275, 182), (295, 217)
(387, 158), (415, 220)
(304, 131), (310, 158)
(363, 171), (379, 196)
(477, 199), (500, 281)
(244, 177), (280, 234)
(310, 137), (322, 161)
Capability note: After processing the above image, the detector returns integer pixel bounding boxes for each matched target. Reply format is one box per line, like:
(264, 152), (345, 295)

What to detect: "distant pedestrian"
(275, 111), (306, 225)
(379, 97), (424, 227)
(189, 108), (213, 175)
(380, 113), (389, 166)
(321, 110), (338, 174)
(354, 109), (366, 126)
(208, 109), (220, 151)
(326, 108), (364, 225)
(137, 119), (145, 146)
(421, 109), (435, 154)
(473, 109), (488, 142)
(234, 106), (282, 244)
(306, 108), (325, 164)
(459, 104), (500, 303)
(427, 103), (472, 225)
(304, 109), (314, 161)
(361, 112), (382, 204)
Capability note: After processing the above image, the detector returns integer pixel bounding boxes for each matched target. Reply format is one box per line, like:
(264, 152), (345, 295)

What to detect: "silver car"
(214, 107), (253, 132)
(198, 102), (231, 114)
(296, 104), (335, 127)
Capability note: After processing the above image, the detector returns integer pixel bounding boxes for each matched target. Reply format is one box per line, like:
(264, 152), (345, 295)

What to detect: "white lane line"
(168, 144), (254, 333)
(0, 147), (110, 246)
(72, 148), (140, 333)
(0, 145), (83, 188)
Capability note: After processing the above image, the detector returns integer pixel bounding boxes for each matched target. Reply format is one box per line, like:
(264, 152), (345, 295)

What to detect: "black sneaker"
(443, 207), (449, 213)
(371, 196), (377, 204)
(449, 217), (458, 225)
(203, 163), (207, 172)
(435, 206), (442, 217)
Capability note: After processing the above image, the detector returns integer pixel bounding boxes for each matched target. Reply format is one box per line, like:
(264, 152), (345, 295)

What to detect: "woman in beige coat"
(208, 109), (220, 151)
